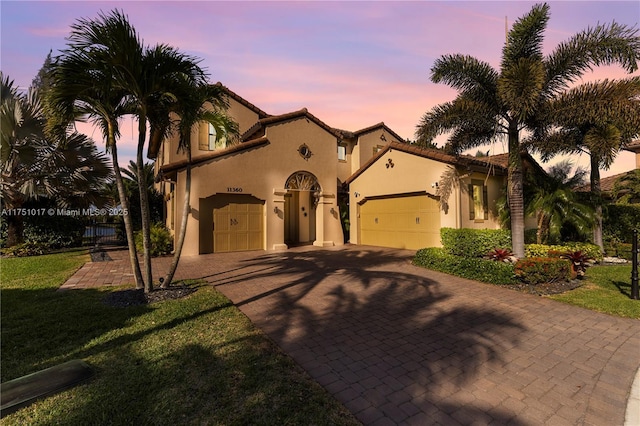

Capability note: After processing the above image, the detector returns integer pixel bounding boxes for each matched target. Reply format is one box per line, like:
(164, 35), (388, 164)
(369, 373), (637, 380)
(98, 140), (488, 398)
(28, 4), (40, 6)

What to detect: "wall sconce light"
(274, 206), (279, 214)
(330, 207), (336, 214)
(354, 192), (360, 198)
(385, 158), (394, 169)
(431, 182), (439, 188)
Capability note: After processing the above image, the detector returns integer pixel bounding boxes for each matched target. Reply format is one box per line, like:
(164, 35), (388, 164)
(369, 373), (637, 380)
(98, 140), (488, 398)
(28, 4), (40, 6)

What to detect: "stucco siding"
(174, 116), (344, 255)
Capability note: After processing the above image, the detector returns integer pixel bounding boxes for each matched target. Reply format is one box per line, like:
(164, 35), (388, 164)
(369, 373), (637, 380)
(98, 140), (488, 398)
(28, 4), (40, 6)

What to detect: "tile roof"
(577, 170), (636, 193)
(241, 108), (343, 141)
(624, 139), (640, 153)
(345, 141), (507, 185)
(159, 137), (270, 175)
(214, 83), (270, 119)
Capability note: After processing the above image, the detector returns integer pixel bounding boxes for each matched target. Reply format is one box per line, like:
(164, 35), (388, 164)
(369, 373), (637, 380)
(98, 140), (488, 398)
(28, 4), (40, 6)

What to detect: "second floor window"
(338, 144), (347, 161)
(199, 122), (227, 151)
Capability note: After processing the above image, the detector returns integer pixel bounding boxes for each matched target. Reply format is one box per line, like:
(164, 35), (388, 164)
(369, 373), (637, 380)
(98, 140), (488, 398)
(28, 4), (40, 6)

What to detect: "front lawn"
(0, 251), (358, 425)
(549, 264), (640, 319)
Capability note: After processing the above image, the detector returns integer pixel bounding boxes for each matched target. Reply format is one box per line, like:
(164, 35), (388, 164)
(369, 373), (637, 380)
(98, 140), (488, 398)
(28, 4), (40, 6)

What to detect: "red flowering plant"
(485, 248), (516, 263)
(561, 250), (595, 278)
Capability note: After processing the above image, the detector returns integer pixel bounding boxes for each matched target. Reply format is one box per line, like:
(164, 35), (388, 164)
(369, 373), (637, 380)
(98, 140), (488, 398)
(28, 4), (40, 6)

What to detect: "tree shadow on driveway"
(206, 247), (528, 424)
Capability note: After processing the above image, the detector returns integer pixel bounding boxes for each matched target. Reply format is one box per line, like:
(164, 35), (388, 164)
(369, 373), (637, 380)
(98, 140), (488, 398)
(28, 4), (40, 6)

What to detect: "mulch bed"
(501, 279), (585, 296)
(103, 286), (197, 308)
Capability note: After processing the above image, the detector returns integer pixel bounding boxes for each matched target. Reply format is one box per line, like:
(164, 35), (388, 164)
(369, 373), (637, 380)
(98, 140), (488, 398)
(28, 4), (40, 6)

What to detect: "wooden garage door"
(359, 194), (440, 250)
(214, 201), (263, 253)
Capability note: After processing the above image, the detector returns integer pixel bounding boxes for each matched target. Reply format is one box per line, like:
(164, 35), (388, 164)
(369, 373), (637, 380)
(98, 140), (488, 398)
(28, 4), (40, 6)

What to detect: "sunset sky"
(2, 1), (639, 177)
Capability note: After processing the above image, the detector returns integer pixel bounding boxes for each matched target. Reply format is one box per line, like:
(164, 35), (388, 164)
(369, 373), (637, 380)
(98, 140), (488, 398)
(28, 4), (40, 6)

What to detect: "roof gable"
(242, 108), (342, 141)
(345, 141), (507, 184)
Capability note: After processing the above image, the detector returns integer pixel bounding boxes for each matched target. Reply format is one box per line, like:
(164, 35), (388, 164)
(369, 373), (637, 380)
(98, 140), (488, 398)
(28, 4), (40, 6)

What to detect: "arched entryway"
(284, 171), (321, 245)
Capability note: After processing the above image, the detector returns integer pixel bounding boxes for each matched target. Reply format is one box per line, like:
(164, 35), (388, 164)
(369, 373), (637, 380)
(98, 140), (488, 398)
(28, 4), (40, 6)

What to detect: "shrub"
(440, 228), (512, 258)
(413, 247), (516, 285)
(1, 242), (50, 257)
(135, 223), (173, 257)
(524, 228), (538, 244)
(525, 243), (603, 262)
(0, 211), (84, 250)
(514, 257), (571, 285)
(23, 215), (85, 249)
(603, 204), (640, 244)
(615, 243), (634, 261)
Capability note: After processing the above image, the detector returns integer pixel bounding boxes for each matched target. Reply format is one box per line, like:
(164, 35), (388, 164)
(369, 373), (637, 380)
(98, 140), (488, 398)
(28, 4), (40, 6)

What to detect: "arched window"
(285, 171), (321, 192)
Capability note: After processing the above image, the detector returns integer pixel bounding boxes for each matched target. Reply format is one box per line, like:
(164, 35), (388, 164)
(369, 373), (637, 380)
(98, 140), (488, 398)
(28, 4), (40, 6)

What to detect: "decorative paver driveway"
(64, 245), (639, 425)
(203, 246), (639, 426)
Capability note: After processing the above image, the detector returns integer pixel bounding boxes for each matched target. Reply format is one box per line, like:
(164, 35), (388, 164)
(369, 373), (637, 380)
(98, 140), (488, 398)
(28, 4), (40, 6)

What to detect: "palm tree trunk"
(111, 143), (144, 288)
(590, 155), (604, 252)
(508, 122), (526, 258)
(162, 148), (191, 288)
(5, 198), (25, 247)
(137, 118), (153, 292)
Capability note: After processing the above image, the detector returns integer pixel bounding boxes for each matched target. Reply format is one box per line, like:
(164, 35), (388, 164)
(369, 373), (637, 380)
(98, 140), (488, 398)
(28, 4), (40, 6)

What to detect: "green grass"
(549, 265), (640, 319)
(1, 251), (359, 425)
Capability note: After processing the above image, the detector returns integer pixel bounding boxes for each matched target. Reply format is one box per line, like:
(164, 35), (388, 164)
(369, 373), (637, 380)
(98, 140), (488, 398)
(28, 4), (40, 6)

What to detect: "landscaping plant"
(561, 250), (595, 278)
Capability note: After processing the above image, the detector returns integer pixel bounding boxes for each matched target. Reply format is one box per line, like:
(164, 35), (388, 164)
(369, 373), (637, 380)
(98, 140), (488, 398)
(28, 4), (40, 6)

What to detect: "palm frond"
(501, 3), (549, 69)
(545, 22), (640, 94)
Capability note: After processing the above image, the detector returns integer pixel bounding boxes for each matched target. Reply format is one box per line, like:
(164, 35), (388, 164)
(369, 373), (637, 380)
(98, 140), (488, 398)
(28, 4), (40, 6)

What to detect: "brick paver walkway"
(62, 245), (640, 425)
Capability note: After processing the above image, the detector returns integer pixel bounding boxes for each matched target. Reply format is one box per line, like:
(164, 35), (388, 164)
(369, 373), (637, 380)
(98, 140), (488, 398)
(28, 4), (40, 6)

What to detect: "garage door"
(359, 194), (440, 250)
(214, 200), (263, 253)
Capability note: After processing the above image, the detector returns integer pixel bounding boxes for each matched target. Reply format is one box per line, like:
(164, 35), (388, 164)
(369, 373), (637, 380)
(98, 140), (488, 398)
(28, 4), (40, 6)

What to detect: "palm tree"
(527, 161), (594, 244)
(612, 169), (640, 204)
(531, 77), (640, 249)
(45, 12), (145, 288)
(416, 3), (639, 257)
(161, 83), (239, 288)
(1, 73), (112, 246)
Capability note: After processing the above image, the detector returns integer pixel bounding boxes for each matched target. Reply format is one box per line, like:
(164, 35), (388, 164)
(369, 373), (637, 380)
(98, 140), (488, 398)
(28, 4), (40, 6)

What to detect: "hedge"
(413, 247), (516, 285)
(440, 228), (512, 258)
(603, 204), (640, 244)
(525, 243), (603, 262)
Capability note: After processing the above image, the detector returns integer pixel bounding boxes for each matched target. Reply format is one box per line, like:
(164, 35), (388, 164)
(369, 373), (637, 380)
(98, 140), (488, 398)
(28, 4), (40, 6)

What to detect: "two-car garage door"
(359, 194), (440, 250)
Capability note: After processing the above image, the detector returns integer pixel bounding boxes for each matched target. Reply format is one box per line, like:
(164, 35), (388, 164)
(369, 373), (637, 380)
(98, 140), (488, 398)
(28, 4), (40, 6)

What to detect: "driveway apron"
(204, 246), (639, 426)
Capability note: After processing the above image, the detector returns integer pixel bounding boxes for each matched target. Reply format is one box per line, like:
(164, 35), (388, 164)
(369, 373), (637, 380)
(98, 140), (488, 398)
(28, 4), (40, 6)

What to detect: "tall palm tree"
(45, 12), (145, 288)
(527, 161), (594, 244)
(416, 3), (639, 257)
(1, 73), (112, 246)
(531, 77), (640, 249)
(125, 42), (211, 290)
(161, 83), (239, 288)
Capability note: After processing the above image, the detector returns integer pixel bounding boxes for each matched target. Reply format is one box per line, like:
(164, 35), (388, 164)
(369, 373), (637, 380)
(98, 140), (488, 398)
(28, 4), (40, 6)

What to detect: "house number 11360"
(227, 187), (243, 193)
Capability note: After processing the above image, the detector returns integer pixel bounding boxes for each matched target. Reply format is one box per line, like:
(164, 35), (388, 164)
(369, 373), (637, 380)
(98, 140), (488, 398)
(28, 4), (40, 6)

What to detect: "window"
(373, 145), (385, 155)
(199, 122), (227, 151)
(469, 180), (488, 221)
(208, 123), (216, 150)
(338, 144), (347, 161)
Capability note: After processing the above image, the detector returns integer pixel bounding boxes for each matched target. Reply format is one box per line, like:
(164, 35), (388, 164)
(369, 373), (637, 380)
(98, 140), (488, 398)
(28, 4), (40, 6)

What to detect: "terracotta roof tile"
(159, 137), (269, 175)
(242, 108), (342, 141)
(345, 141), (507, 185)
(577, 170), (636, 193)
(624, 139), (640, 153)
(215, 83), (270, 119)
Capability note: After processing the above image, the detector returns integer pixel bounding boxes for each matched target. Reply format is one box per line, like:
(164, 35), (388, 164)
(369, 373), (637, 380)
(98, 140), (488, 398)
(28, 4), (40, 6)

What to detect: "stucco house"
(153, 85), (510, 254)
